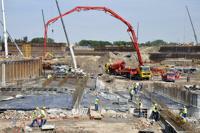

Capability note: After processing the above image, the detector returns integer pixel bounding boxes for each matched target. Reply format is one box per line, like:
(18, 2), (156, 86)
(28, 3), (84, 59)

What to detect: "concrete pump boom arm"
(44, 6), (143, 66)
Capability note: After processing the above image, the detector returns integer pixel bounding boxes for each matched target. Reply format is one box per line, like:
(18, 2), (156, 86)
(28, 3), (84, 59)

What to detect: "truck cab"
(139, 66), (152, 80)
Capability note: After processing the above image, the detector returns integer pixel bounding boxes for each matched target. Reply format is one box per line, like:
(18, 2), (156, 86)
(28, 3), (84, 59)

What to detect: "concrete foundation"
(145, 82), (200, 118)
(150, 45), (200, 61)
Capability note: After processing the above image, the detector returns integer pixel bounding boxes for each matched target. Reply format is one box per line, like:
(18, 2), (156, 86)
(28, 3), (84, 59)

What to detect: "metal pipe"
(55, 0), (77, 69)
(1, 0), (8, 58)
(41, 9), (48, 44)
(41, 9), (46, 29)
(1, 63), (6, 86)
(0, 21), (23, 56)
(186, 6), (198, 45)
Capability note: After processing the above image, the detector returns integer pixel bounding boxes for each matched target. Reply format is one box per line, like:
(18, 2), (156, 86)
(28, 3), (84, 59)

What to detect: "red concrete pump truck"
(43, 6), (151, 80)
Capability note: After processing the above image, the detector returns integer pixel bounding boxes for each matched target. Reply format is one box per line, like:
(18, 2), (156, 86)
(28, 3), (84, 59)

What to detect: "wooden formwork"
(0, 58), (42, 85)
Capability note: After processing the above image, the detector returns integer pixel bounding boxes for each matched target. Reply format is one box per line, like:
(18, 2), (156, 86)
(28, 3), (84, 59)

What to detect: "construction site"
(0, 1), (200, 133)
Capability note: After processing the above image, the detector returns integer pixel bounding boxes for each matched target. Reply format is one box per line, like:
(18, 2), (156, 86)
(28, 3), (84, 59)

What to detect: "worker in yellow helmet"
(104, 63), (110, 73)
(137, 99), (143, 117)
(95, 96), (100, 111)
(29, 107), (40, 127)
(179, 106), (187, 122)
(152, 103), (159, 121)
(182, 106), (187, 118)
(128, 83), (134, 101)
(134, 82), (140, 95)
(39, 107), (47, 127)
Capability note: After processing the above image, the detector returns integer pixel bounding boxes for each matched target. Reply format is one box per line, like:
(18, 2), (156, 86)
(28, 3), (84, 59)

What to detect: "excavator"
(42, 6), (151, 80)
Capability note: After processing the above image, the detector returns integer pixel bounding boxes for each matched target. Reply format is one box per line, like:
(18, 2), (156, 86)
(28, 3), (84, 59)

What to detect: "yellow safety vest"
(95, 98), (100, 105)
(40, 109), (46, 118)
(183, 107), (187, 114)
(32, 110), (37, 119)
(128, 86), (133, 93)
(132, 83), (136, 88)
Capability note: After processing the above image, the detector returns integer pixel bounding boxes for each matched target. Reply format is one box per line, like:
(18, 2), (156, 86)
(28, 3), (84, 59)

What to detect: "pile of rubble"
(0, 110), (32, 121)
(184, 85), (200, 91)
(133, 118), (152, 129)
(0, 108), (89, 121)
(0, 107), (142, 122)
(101, 109), (128, 119)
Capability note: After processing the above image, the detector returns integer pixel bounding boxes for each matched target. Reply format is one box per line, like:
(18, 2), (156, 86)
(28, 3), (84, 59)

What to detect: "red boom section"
(44, 6), (143, 66)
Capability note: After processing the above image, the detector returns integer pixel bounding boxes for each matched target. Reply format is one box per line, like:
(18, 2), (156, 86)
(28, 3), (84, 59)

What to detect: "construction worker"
(128, 83), (134, 101)
(133, 82), (139, 95)
(187, 73), (190, 82)
(104, 63), (110, 73)
(29, 107), (40, 127)
(152, 103), (159, 121)
(39, 107), (47, 127)
(180, 106), (187, 118)
(139, 82), (143, 92)
(95, 97), (100, 111)
(138, 99), (143, 117)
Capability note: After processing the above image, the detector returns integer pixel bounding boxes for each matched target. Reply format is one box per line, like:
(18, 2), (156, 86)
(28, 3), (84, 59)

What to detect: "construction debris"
(184, 85), (200, 91)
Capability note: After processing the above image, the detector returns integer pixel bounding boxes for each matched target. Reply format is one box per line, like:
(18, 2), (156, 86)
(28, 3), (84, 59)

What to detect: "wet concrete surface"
(0, 92), (73, 110)
(0, 85), (199, 118)
(0, 89), (136, 112)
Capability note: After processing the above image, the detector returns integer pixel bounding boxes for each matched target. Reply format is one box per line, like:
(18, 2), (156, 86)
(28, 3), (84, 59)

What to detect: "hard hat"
(136, 82), (139, 86)
(42, 106), (46, 109)
(154, 103), (157, 106)
(36, 107), (39, 110)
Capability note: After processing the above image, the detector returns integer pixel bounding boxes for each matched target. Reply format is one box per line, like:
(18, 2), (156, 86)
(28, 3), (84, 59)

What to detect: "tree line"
(79, 39), (180, 47)
(0, 36), (55, 44)
(0, 36), (180, 47)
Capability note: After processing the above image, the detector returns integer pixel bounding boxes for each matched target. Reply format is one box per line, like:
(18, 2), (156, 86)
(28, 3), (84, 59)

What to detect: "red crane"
(43, 6), (143, 66)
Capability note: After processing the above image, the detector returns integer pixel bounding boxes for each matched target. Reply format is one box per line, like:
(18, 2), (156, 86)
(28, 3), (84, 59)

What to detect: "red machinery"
(109, 60), (126, 72)
(43, 6), (143, 65)
(151, 66), (180, 82)
(43, 6), (151, 79)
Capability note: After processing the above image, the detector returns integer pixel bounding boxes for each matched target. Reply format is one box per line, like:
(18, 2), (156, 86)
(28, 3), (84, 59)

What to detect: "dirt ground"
(1, 46), (199, 133)
(63, 46), (160, 74)
(0, 117), (162, 133)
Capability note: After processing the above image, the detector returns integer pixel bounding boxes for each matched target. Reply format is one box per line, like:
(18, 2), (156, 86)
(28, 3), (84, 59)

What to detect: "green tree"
(30, 37), (54, 43)
(113, 41), (131, 46)
(151, 40), (167, 46)
(79, 40), (112, 47)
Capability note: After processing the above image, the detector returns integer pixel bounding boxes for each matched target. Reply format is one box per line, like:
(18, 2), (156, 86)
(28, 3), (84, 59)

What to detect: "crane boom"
(186, 6), (198, 45)
(43, 6), (143, 66)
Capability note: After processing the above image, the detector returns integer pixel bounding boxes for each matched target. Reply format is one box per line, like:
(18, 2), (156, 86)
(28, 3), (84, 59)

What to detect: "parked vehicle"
(162, 72), (176, 82)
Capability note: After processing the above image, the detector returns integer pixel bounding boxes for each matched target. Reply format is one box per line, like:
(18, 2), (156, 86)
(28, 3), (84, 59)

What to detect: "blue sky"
(0, 0), (200, 43)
